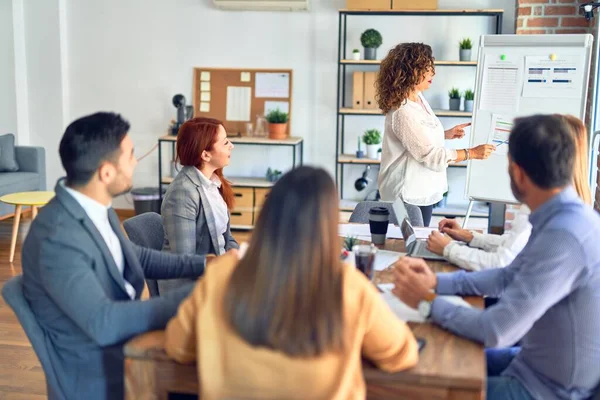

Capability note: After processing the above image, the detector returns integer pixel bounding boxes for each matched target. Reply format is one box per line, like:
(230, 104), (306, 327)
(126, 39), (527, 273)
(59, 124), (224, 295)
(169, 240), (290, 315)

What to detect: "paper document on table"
(488, 114), (514, 156)
(378, 284), (472, 323)
(255, 72), (290, 98)
(480, 55), (521, 113)
(346, 250), (405, 271)
(522, 55), (584, 98)
(339, 224), (403, 240)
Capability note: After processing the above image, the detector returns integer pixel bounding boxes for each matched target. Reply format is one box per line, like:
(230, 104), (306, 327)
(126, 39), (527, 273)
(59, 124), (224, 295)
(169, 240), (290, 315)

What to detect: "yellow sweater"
(165, 254), (419, 399)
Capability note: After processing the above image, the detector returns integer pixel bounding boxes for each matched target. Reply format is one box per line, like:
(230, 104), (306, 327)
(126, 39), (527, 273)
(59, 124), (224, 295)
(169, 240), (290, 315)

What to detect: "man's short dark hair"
(509, 114), (575, 189)
(59, 112), (130, 187)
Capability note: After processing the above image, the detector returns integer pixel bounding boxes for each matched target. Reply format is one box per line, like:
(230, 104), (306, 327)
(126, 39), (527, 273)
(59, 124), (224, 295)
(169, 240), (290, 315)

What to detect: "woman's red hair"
(176, 117), (234, 210)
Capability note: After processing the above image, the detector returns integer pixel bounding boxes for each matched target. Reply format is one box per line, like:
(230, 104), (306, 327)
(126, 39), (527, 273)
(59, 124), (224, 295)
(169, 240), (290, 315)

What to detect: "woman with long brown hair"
(159, 117), (239, 294)
(165, 166), (418, 399)
(376, 42), (496, 226)
(426, 113), (592, 271)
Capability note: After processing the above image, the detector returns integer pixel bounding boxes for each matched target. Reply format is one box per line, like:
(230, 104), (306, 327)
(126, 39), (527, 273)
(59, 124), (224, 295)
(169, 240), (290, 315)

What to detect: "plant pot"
(352, 52), (361, 60)
(449, 98), (461, 111)
(459, 49), (472, 62)
(366, 144), (379, 159)
(268, 123), (287, 140)
(377, 151), (381, 161)
(464, 100), (474, 112)
(356, 150), (364, 159)
(364, 47), (377, 60)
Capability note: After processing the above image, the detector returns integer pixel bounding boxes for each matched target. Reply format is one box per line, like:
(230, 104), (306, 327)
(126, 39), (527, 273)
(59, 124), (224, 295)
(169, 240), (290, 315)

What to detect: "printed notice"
(200, 82), (211, 91)
(522, 55), (583, 98)
(479, 55), (521, 113)
(255, 72), (290, 98)
(200, 102), (210, 112)
(240, 72), (251, 82)
(488, 114), (514, 156)
(200, 71), (211, 81)
(226, 86), (251, 122)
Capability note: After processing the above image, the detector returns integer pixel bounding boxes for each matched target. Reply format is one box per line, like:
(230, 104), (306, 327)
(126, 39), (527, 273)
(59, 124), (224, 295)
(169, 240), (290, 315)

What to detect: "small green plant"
(360, 29), (383, 49)
(448, 88), (461, 99)
(266, 168), (283, 182)
(459, 38), (472, 50)
(362, 129), (382, 145)
(353, 48), (360, 53)
(464, 89), (474, 101)
(265, 108), (288, 124)
(343, 236), (359, 251)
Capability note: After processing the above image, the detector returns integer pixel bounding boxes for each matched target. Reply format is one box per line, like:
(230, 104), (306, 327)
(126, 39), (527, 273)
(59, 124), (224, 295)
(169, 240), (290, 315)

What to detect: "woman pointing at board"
(376, 42), (495, 226)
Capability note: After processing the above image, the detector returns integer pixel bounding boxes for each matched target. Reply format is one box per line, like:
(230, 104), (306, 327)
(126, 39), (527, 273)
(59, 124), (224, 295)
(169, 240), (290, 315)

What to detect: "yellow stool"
(0, 191), (55, 263)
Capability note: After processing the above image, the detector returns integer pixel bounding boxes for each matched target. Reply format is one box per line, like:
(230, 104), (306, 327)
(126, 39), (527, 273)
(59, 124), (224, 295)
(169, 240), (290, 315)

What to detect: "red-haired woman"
(159, 117), (239, 294)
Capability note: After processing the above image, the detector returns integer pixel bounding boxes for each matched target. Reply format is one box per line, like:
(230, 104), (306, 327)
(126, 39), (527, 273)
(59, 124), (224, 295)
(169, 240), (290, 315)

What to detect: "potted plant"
(341, 236), (359, 260)
(464, 89), (474, 112)
(266, 168), (283, 182)
(448, 88), (461, 111)
(265, 108), (288, 140)
(459, 38), (472, 62)
(377, 148), (382, 161)
(363, 129), (382, 159)
(360, 29), (382, 60)
(352, 48), (361, 61)
(356, 137), (364, 159)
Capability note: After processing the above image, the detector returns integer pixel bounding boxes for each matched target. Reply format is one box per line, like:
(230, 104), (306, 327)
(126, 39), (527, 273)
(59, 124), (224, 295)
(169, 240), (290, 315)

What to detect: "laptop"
(400, 218), (445, 261)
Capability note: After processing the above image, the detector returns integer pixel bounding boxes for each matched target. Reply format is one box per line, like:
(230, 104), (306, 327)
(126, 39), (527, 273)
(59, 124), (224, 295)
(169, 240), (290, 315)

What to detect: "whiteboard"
(465, 34), (593, 204)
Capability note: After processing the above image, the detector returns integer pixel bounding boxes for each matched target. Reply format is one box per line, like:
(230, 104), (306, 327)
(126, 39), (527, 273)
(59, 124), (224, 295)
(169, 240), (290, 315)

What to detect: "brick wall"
(504, 0), (599, 229)
(516, 0), (593, 35)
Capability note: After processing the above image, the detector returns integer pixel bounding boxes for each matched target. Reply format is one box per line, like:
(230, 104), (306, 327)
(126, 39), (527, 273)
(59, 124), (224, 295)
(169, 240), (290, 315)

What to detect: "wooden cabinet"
(232, 187), (254, 208)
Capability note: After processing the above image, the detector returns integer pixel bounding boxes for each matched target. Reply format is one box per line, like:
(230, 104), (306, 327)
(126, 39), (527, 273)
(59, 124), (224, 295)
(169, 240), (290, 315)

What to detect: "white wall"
(19, 0), (515, 207)
(0, 0), (18, 137)
(22, 0), (67, 187)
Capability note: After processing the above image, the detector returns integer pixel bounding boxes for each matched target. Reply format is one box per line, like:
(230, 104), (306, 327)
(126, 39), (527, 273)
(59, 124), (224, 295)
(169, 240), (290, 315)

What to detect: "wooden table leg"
(10, 205), (22, 263)
(31, 206), (38, 219)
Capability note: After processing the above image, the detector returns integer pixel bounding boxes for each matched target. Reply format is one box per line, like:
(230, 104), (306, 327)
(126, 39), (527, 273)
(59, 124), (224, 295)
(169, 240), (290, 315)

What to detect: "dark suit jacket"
(22, 180), (206, 400)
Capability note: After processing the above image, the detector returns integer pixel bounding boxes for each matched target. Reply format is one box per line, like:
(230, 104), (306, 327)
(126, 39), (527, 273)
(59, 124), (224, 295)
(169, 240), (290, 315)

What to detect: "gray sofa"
(0, 146), (46, 216)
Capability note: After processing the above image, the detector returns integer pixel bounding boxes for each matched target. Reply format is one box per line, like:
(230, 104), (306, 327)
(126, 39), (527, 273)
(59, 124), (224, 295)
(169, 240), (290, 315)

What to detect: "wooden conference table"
(123, 237), (485, 400)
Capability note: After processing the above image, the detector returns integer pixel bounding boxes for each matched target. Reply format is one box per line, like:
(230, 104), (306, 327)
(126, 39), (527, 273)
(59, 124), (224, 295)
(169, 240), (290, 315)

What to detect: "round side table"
(0, 191), (55, 263)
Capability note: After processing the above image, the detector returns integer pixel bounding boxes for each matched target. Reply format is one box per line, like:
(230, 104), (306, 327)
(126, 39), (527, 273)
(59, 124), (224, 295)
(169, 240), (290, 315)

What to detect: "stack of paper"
(344, 249), (405, 272)
(339, 223), (438, 241)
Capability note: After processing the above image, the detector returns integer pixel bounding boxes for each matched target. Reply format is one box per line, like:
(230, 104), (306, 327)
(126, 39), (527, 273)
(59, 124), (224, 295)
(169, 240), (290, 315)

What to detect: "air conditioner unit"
(213, 0), (309, 11)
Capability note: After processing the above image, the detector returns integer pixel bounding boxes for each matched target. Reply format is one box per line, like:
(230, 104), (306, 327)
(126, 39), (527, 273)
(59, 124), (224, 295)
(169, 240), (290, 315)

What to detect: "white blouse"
(378, 93), (458, 206)
(443, 206), (532, 271)
(196, 168), (229, 255)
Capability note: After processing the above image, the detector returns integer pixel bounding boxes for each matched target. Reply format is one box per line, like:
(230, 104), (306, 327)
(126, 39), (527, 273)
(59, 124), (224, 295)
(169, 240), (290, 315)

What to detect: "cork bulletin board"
(192, 68), (293, 137)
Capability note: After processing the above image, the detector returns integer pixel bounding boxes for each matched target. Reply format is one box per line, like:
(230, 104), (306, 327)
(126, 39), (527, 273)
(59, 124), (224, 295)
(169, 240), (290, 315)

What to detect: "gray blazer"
(21, 180), (206, 400)
(160, 166), (238, 294)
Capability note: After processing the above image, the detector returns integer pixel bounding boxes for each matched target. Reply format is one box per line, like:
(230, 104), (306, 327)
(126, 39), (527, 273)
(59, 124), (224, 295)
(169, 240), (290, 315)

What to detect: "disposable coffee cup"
(369, 207), (390, 245)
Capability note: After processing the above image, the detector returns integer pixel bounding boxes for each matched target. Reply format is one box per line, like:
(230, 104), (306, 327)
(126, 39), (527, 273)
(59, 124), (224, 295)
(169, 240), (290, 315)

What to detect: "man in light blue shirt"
(393, 114), (600, 400)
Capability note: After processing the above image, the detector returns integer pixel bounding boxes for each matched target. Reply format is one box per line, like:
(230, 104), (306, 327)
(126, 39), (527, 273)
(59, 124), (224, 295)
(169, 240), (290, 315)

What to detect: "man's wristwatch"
(418, 300), (432, 319)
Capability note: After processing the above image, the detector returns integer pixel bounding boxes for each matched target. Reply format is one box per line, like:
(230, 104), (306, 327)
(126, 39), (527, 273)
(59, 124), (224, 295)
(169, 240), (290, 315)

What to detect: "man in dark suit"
(21, 112), (225, 400)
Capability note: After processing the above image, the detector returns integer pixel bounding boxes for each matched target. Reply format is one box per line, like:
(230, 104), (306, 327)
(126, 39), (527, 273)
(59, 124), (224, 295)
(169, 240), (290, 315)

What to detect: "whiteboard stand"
(463, 200), (475, 228)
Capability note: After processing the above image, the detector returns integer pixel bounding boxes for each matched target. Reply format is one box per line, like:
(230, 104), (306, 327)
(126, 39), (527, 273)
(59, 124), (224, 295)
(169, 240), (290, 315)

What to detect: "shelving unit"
(157, 134), (303, 229)
(334, 8), (503, 219)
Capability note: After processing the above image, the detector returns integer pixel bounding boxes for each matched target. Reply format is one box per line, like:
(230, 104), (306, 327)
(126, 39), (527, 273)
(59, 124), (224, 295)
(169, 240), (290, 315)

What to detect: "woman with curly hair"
(376, 42), (495, 226)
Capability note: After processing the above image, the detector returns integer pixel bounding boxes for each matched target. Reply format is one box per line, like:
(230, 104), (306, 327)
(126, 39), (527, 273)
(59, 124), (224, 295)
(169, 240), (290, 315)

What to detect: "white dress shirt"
(63, 184), (136, 299)
(378, 93), (458, 206)
(196, 169), (228, 255)
(443, 206), (532, 271)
